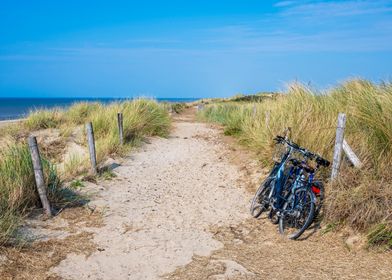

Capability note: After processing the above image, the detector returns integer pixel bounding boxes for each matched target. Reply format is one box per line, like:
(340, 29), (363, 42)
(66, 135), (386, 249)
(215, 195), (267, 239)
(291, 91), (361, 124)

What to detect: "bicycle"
(250, 135), (330, 239)
(278, 154), (329, 239)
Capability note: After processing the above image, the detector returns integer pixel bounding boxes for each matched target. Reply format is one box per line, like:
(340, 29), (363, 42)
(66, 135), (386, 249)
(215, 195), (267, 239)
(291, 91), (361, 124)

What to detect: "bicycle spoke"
(279, 188), (315, 239)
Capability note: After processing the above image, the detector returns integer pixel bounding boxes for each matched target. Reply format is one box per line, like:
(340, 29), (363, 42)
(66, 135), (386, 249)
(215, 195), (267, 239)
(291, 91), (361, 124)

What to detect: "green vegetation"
(367, 223), (392, 248)
(22, 99), (171, 164)
(0, 143), (63, 245)
(161, 102), (188, 114)
(24, 109), (63, 130)
(92, 99), (171, 161)
(69, 179), (85, 189)
(170, 103), (187, 114)
(65, 102), (101, 125)
(198, 79), (392, 248)
(0, 98), (171, 245)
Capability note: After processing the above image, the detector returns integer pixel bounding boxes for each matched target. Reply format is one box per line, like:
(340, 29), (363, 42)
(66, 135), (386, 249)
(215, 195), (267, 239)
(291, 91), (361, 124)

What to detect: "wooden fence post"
(252, 104), (257, 118)
(28, 136), (52, 217)
(265, 110), (270, 129)
(331, 113), (346, 182)
(117, 113), (124, 145)
(86, 122), (97, 175)
(343, 139), (363, 168)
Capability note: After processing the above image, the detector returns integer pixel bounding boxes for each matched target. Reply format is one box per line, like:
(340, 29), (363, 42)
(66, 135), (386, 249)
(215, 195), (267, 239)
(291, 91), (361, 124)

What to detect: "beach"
(0, 119), (24, 128)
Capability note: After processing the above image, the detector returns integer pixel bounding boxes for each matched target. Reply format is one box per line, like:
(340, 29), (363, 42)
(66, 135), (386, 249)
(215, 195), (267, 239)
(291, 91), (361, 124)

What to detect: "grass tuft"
(0, 142), (67, 245)
(24, 109), (63, 130)
(367, 223), (392, 249)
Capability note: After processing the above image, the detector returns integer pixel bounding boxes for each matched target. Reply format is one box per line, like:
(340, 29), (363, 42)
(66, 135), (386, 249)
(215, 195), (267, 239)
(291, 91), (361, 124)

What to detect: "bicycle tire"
(250, 177), (274, 218)
(278, 187), (315, 239)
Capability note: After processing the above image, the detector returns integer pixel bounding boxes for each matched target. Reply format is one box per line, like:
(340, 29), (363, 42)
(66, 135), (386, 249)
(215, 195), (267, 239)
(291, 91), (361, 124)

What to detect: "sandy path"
(52, 119), (253, 279)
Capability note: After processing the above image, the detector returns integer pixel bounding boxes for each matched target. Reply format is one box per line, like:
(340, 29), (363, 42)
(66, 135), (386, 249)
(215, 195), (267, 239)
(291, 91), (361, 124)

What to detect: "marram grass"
(0, 143), (63, 245)
(198, 79), (392, 248)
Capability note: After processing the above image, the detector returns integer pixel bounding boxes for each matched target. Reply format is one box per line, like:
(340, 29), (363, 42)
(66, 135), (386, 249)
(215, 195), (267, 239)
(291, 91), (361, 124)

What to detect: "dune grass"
(22, 99), (171, 162)
(198, 79), (392, 248)
(0, 98), (171, 245)
(89, 99), (171, 162)
(0, 143), (64, 245)
(24, 109), (64, 130)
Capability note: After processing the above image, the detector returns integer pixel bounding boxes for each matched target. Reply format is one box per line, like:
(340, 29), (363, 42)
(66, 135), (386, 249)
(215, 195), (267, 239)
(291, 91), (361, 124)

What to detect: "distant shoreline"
(0, 97), (200, 121)
(0, 118), (24, 128)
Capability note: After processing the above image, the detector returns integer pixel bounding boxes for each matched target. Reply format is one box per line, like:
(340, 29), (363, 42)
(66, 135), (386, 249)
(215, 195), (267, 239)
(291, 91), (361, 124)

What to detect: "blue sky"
(1, 0), (392, 98)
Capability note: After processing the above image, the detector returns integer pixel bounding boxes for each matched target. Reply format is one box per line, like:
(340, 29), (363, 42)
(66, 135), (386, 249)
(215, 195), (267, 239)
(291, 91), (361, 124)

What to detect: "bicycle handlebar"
(273, 135), (330, 167)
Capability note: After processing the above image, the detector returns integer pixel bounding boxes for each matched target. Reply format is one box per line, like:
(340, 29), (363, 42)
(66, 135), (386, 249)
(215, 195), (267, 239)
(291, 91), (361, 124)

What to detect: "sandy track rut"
(52, 121), (253, 279)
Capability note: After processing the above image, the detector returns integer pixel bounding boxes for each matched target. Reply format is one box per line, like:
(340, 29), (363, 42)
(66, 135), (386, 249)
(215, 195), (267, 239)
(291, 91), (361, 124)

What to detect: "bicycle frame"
(267, 145), (294, 210)
(283, 162), (317, 217)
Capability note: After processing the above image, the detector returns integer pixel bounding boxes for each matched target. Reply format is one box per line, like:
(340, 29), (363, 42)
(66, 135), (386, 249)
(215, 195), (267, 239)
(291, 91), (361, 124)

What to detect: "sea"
(0, 98), (199, 121)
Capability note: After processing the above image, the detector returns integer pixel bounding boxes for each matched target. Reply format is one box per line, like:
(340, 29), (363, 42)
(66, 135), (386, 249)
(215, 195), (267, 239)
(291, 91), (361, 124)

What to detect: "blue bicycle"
(250, 135), (330, 239)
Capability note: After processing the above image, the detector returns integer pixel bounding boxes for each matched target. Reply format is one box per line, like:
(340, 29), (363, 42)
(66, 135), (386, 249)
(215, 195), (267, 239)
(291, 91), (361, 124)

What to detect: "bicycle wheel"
(279, 187), (315, 239)
(250, 177), (274, 218)
(268, 209), (279, 224)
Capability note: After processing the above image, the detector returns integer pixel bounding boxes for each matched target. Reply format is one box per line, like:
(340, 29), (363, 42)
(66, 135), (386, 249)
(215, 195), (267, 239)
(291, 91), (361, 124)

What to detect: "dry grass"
(0, 205), (104, 280)
(0, 232), (96, 280)
(198, 79), (392, 247)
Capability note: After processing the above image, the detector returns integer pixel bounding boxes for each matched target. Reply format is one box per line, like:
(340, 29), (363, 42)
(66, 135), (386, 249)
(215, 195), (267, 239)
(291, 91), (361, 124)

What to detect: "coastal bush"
(198, 79), (392, 246)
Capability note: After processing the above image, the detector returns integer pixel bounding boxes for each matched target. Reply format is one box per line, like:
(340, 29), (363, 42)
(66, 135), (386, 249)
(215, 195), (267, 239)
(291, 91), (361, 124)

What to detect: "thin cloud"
(201, 0), (392, 52)
(274, 1), (296, 8)
(280, 0), (392, 18)
(3, 0), (392, 60)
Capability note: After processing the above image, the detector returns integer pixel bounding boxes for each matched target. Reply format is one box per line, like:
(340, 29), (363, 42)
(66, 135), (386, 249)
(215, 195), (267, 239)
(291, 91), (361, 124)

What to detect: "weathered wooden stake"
(117, 113), (124, 145)
(331, 113), (347, 182)
(28, 136), (52, 217)
(265, 110), (270, 129)
(86, 122), (97, 175)
(343, 139), (363, 168)
(252, 104), (257, 118)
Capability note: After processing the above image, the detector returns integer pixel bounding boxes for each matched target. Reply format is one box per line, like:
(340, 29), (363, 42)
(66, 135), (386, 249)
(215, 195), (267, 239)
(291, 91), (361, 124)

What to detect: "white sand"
(52, 121), (251, 279)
